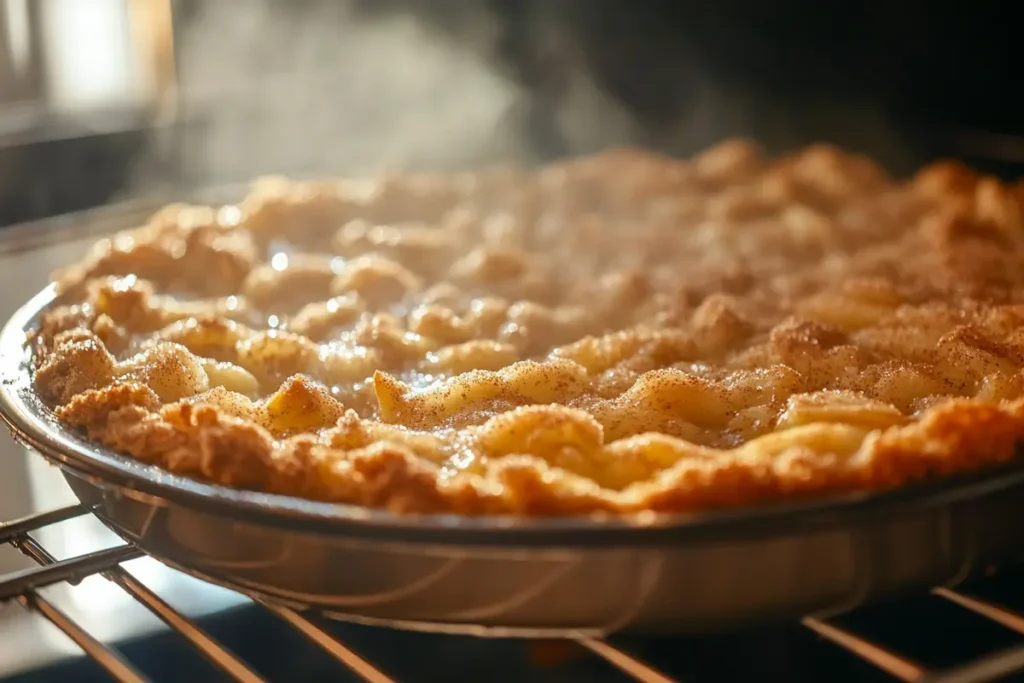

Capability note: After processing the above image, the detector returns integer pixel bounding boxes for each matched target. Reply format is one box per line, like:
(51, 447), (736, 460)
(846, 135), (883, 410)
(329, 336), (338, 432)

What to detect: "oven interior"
(2, 1), (1024, 681)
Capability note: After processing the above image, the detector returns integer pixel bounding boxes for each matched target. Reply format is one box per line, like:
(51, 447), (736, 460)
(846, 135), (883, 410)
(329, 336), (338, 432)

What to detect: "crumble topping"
(28, 140), (1024, 515)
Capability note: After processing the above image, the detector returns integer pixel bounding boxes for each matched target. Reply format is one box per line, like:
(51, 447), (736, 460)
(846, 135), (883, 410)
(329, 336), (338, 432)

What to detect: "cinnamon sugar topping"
(29, 141), (1024, 515)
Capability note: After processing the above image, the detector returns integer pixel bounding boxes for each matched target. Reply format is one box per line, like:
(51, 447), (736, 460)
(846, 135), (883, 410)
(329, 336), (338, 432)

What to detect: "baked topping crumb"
(29, 140), (1024, 515)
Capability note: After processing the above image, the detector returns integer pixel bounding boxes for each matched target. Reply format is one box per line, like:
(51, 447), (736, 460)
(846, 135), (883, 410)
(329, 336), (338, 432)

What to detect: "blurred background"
(0, 1), (1023, 680)
(1, 0), (1022, 227)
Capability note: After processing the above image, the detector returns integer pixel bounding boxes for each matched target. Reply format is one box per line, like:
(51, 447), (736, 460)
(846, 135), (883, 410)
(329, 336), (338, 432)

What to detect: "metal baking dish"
(4, 204), (1024, 637)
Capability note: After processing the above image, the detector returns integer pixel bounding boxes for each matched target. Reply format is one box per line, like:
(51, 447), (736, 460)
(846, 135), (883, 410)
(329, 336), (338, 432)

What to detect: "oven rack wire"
(5, 504), (1024, 683)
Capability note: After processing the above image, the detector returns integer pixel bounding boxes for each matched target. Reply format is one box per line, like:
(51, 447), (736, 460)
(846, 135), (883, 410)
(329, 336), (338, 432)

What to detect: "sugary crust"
(28, 141), (1024, 516)
(50, 385), (1024, 515)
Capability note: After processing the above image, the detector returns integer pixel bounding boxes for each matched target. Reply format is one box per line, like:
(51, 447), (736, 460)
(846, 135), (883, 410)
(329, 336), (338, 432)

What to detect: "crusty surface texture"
(29, 141), (1024, 516)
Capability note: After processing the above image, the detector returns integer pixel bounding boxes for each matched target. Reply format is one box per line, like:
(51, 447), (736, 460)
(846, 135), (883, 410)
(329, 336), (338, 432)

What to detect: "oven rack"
(5, 504), (1024, 683)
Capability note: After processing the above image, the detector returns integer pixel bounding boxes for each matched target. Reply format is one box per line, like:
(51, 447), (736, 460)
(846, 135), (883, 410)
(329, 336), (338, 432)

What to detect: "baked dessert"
(27, 140), (1024, 516)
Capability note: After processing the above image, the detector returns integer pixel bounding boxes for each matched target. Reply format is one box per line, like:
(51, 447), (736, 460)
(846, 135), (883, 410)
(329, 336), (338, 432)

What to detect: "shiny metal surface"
(4, 206), (1024, 634)
(0, 201), (249, 677)
(15, 502), (1024, 681)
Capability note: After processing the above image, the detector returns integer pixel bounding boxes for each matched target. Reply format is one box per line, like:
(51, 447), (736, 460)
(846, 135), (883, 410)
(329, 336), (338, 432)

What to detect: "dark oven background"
(365, 0), (1023, 166)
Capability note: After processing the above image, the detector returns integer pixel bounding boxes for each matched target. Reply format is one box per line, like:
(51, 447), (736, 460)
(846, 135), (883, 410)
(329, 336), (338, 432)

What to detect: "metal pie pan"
(5, 281), (1024, 635)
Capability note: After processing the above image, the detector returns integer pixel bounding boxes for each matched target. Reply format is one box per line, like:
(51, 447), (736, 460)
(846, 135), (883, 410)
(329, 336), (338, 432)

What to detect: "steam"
(163, 1), (519, 188)
(130, 0), (916, 197)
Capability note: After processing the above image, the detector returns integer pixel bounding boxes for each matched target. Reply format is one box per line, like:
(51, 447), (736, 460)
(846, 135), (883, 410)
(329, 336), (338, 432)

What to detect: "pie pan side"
(5, 204), (1024, 632)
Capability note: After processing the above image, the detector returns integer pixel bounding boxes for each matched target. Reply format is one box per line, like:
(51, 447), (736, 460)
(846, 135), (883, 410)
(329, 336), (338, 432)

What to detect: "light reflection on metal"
(2, 0), (177, 122)
(127, 0), (177, 124)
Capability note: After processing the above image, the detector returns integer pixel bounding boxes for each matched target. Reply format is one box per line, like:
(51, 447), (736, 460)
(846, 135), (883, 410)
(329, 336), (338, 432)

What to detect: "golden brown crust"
(28, 141), (1024, 516)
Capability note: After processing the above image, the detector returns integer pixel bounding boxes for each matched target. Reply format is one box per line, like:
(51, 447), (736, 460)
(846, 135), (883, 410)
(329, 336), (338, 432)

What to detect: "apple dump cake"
(26, 140), (1024, 515)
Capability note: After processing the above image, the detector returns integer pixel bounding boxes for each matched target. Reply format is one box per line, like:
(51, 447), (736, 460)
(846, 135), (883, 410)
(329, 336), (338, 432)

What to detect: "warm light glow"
(41, 0), (136, 111)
